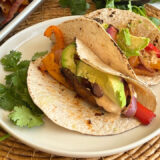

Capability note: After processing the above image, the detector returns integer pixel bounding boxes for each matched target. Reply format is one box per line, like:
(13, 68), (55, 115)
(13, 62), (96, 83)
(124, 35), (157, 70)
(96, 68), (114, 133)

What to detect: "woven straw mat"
(0, 0), (160, 159)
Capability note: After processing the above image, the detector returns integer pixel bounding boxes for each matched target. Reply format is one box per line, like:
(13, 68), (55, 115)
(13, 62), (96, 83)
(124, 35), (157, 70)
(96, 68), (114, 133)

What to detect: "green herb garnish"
(0, 51), (47, 128)
(59, 0), (90, 15)
(32, 51), (48, 61)
(9, 106), (44, 128)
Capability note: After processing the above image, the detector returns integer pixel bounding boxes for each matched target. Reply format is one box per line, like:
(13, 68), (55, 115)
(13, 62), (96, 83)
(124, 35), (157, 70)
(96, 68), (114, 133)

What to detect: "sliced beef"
(61, 68), (97, 106)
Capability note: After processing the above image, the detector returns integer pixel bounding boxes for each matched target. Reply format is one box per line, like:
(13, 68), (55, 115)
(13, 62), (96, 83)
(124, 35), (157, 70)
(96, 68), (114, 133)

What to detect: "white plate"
(150, 2), (160, 10)
(0, 16), (160, 158)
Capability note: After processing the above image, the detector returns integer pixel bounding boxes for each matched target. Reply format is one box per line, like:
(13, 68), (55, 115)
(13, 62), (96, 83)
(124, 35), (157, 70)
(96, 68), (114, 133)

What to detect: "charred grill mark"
(127, 64), (131, 70)
(153, 36), (159, 46)
(87, 119), (92, 125)
(97, 23), (100, 28)
(38, 66), (41, 70)
(95, 112), (104, 116)
(74, 54), (80, 64)
(93, 18), (103, 24)
(73, 37), (76, 42)
(74, 94), (80, 98)
(109, 14), (113, 17)
(111, 39), (118, 48)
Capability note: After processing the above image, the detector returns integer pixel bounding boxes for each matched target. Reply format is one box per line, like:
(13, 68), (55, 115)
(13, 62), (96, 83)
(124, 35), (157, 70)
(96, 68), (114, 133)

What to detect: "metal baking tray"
(0, 0), (44, 42)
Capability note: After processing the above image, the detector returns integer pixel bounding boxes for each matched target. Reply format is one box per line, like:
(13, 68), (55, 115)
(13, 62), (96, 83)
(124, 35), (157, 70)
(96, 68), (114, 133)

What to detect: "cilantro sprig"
(0, 50), (48, 128)
(59, 0), (90, 15)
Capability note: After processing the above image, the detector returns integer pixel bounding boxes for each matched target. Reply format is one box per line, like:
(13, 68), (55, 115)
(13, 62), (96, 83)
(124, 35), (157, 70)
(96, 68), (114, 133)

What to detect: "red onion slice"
(106, 25), (118, 41)
(123, 84), (137, 117)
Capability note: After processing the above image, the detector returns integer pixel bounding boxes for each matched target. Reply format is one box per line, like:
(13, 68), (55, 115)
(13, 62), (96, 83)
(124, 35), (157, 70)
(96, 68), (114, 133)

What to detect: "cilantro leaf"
(106, 0), (115, 8)
(9, 106), (44, 128)
(0, 51), (21, 72)
(0, 84), (6, 94)
(18, 60), (30, 69)
(32, 51), (48, 61)
(0, 84), (24, 110)
(59, 0), (90, 15)
(59, 0), (70, 7)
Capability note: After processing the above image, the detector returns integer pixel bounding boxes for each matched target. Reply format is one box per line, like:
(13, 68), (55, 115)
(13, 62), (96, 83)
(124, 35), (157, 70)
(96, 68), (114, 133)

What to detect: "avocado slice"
(117, 28), (150, 58)
(61, 43), (76, 74)
(76, 61), (126, 108)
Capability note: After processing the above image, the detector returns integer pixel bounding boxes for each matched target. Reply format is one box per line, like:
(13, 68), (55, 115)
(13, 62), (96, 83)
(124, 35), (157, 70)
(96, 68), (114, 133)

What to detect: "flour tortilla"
(27, 38), (156, 136)
(57, 17), (136, 80)
(85, 8), (160, 85)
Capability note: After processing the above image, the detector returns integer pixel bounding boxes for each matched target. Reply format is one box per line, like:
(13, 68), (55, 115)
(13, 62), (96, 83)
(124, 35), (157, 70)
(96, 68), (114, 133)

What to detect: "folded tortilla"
(27, 21), (156, 135)
(85, 8), (160, 85)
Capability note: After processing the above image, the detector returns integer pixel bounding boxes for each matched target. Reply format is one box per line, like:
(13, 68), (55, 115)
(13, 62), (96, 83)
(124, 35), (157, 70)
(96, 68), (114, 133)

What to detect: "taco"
(27, 18), (156, 135)
(85, 8), (160, 85)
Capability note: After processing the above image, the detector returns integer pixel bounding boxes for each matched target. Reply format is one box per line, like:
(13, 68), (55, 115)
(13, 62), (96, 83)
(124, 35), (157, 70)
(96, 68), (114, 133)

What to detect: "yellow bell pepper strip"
(40, 53), (72, 89)
(129, 56), (140, 68)
(40, 26), (72, 89)
(150, 60), (160, 70)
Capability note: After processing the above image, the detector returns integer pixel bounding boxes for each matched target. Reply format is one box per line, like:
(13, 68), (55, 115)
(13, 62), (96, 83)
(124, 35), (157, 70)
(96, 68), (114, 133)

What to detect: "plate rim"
(0, 16), (160, 158)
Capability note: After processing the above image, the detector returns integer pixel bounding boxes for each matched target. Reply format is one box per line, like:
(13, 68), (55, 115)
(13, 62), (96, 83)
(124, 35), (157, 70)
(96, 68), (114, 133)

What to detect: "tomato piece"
(145, 43), (160, 58)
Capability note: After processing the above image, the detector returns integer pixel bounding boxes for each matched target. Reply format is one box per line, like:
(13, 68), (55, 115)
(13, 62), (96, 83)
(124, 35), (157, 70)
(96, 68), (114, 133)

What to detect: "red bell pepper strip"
(135, 102), (156, 125)
(145, 43), (160, 58)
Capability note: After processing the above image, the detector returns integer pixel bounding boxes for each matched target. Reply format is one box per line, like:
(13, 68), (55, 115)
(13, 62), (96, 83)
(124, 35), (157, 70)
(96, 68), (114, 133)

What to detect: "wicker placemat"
(0, 0), (160, 159)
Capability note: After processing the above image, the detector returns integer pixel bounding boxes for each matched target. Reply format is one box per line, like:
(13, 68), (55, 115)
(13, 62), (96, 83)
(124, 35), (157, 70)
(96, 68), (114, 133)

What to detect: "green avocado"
(61, 43), (76, 74)
(76, 61), (126, 108)
(117, 28), (150, 58)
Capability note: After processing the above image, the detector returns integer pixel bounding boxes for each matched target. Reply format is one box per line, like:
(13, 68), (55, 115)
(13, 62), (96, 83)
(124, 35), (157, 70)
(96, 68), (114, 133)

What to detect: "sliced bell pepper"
(129, 56), (140, 67)
(145, 43), (160, 58)
(40, 52), (72, 89)
(150, 59), (160, 70)
(40, 26), (71, 89)
(135, 102), (156, 125)
(44, 25), (65, 52)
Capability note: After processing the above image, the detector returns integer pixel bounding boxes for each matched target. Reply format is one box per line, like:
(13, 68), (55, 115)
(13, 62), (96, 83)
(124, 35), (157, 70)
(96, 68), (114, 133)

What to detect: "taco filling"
(101, 23), (160, 77)
(39, 25), (156, 125)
